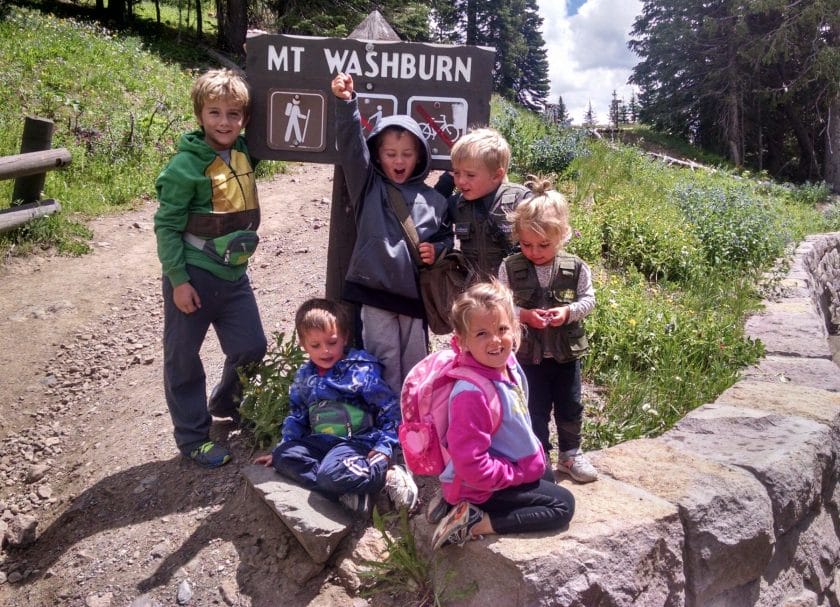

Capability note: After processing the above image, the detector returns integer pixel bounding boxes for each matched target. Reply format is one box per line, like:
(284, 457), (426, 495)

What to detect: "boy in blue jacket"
(331, 73), (453, 394)
(254, 298), (417, 514)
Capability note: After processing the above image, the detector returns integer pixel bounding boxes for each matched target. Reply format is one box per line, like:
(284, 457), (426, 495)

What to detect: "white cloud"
(537, 0), (643, 125)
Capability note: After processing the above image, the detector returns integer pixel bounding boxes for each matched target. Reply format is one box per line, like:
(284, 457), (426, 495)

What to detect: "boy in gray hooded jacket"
(331, 72), (453, 394)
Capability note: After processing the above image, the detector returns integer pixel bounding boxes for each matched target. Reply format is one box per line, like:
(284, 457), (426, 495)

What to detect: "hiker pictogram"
(267, 91), (326, 151)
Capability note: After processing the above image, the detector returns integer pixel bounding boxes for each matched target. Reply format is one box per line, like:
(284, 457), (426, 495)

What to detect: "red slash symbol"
(415, 104), (455, 148)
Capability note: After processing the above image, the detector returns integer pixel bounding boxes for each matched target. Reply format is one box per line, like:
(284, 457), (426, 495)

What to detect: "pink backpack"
(399, 349), (502, 476)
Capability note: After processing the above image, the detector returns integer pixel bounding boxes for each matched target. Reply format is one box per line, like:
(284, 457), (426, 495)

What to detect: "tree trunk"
(466, 0), (477, 45)
(214, 0), (247, 54)
(196, 0), (203, 40)
(783, 103), (820, 181)
(107, 0), (126, 25)
(825, 96), (840, 193)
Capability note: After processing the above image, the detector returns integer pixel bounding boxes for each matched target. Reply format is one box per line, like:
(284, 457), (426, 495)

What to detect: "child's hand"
(521, 308), (551, 329)
(418, 242), (436, 265)
(546, 306), (571, 326)
(253, 454), (273, 467)
(331, 73), (354, 99)
(173, 282), (201, 314)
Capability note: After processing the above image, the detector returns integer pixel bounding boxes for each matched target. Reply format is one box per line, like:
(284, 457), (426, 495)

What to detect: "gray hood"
(365, 115), (431, 184)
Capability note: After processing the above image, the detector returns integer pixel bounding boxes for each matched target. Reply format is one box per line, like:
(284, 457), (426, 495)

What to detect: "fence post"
(12, 116), (55, 206)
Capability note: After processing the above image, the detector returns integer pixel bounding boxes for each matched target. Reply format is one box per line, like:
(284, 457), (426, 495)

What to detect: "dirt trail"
(0, 163), (364, 606)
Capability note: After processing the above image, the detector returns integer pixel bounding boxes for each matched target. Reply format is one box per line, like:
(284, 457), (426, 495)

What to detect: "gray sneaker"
(339, 492), (371, 516)
(385, 465), (418, 511)
(557, 451), (599, 483)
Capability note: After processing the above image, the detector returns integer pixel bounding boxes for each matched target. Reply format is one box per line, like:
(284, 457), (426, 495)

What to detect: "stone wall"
(424, 232), (840, 607)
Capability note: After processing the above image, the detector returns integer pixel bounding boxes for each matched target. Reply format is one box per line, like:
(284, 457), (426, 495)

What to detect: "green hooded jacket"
(154, 130), (259, 287)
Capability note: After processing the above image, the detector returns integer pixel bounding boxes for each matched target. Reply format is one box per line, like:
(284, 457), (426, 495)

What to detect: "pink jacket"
(441, 351), (547, 505)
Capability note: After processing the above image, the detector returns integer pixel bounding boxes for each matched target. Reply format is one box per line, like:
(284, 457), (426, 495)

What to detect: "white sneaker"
(557, 450), (599, 483)
(385, 465), (419, 511)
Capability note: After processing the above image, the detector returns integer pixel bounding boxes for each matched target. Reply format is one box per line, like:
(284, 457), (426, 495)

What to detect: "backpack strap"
(385, 183), (423, 266)
(446, 367), (502, 432)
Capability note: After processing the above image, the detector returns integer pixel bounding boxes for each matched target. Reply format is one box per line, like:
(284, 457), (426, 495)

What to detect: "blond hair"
(191, 68), (251, 119)
(295, 298), (351, 342)
(450, 280), (519, 348)
(450, 128), (511, 175)
(509, 175), (571, 248)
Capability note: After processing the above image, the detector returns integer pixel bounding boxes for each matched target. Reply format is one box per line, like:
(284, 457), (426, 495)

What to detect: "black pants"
(479, 471), (575, 535)
(523, 358), (583, 456)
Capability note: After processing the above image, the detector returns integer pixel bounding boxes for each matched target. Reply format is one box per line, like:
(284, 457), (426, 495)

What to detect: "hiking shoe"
(188, 441), (232, 468)
(385, 465), (418, 511)
(425, 491), (452, 524)
(432, 501), (484, 550)
(339, 492), (371, 516)
(557, 450), (599, 483)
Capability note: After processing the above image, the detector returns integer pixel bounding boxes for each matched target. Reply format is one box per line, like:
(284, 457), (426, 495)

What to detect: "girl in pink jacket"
(432, 281), (575, 549)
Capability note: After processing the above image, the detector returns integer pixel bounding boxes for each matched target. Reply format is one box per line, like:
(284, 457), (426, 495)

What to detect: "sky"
(536, 0), (643, 125)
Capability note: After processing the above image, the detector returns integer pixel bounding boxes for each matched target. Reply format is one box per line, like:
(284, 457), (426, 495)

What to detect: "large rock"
(422, 478), (685, 606)
(243, 464), (352, 563)
(663, 403), (834, 535)
(741, 356), (840, 392)
(716, 380), (840, 433)
(744, 300), (831, 358)
(589, 439), (774, 606)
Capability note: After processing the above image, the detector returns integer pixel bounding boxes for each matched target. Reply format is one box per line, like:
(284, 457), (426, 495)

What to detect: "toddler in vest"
(253, 298), (417, 515)
(435, 128), (530, 279)
(430, 281), (574, 549)
(498, 177), (598, 483)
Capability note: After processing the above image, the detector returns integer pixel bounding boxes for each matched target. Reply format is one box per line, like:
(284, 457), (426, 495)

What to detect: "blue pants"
(523, 358), (583, 456)
(162, 265), (267, 455)
(271, 434), (388, 498)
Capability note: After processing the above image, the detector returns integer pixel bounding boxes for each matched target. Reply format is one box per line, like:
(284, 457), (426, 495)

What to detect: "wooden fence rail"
(0, 116), (71, 235)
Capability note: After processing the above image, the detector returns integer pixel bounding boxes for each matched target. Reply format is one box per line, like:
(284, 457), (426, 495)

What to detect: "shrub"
(598, 193), (704, 282)
(239, 332), (306, 449)
(671, 180), (788, 271)
(526, 130), (589, 176)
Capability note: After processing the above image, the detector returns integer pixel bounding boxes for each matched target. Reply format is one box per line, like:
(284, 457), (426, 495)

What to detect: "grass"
(0, 4), (280, 256)
(493, 98), (840, 447)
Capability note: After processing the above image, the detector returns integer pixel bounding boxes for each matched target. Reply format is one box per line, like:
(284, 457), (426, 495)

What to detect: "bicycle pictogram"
(418, 114), (461, 143)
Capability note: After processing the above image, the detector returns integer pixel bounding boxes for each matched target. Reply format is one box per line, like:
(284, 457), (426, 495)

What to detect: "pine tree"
(609, 90), (622, 128)
(429, 0), (550, 109)
(629, 0), (838, 183)
(583, 101), (596, 127)
(553, 95), (571, 126)
(627, 91), (639, 123)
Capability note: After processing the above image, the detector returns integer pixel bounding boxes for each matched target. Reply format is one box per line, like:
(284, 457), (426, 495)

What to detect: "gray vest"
(504, 252), (590, 365)
(452, 183), (530, 278)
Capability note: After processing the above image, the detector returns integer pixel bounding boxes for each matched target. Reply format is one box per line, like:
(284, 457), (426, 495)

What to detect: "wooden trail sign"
(245, 32), (495, 169)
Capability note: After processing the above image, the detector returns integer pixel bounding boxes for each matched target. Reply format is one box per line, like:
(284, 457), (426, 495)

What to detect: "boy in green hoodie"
(154, 68), (267, 468)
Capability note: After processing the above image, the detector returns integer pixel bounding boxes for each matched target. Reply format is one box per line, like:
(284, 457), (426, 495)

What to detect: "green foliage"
(584, 270), (764, 447)
(239, 332), (306, 449)
(671, 180), (788, 270)
(490, 96), (587, 180)
(361, 507), (477, 607)
(0, 6), (284, 256)
(519, 134), (829, 448)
